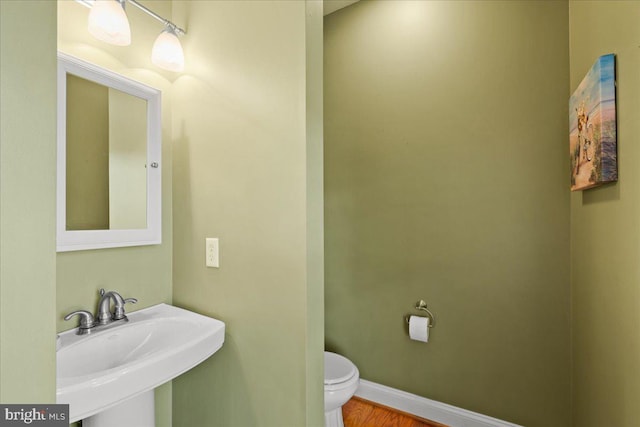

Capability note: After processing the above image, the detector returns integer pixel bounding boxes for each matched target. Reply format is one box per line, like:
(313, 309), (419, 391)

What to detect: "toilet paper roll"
(409, 315), (430, 343)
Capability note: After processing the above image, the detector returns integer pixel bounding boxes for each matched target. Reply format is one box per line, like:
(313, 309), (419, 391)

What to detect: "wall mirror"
(57, 53), (161, 251)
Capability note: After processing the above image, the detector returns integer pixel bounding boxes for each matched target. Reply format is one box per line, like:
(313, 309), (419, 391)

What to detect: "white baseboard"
(355, 379), (523, 427)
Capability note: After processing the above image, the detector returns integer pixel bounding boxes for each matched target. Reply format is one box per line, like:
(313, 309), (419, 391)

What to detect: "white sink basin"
(57, 303), (225, 422)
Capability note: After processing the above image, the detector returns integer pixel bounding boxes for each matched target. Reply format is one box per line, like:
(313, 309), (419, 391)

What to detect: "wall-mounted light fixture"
(151, 25), (185, 72)
(77, 0), (186, 72)
(87, 0), (131, 46)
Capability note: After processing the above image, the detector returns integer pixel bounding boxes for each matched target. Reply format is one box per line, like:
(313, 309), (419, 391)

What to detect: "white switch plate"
(206, 238), (219, 268)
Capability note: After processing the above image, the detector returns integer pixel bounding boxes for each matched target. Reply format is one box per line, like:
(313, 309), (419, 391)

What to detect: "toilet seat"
(323, 351), (360, 427)
(324, 352), (358, 386)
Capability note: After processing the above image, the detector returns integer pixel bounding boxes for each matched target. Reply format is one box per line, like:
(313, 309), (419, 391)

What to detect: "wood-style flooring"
(343, 397), (449, 427)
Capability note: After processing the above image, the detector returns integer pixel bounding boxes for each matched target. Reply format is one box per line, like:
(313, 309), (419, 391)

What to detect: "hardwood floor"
(343, 397), (449, 427)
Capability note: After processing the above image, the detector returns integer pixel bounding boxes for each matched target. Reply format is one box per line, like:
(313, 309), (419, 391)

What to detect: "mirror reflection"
(65, 74), (147, 230)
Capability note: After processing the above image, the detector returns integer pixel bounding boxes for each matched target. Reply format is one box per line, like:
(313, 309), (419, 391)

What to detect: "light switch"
(206, 238), (219, 268)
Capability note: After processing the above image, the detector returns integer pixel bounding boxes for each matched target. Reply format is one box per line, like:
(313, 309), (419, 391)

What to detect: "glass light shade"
(151, 29), (185, 72)
(88, 0), (131, 46)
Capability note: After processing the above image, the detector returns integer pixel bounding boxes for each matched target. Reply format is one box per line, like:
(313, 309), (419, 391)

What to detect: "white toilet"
(324, 351), (360, 427)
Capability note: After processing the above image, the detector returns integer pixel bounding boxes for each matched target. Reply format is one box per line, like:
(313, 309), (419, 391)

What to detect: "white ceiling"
(323, 0), (360, 16)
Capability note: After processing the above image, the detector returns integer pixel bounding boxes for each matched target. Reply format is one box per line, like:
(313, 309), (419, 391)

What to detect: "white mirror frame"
(57, 52), (162, 252)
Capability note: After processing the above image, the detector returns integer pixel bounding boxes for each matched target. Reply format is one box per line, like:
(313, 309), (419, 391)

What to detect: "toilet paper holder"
(405, 300), (436, 328)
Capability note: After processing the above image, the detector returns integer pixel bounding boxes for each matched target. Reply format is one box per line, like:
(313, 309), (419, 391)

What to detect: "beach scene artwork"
(569, 53), (617, 191)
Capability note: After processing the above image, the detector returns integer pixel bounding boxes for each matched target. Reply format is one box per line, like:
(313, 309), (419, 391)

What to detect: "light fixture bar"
(75, 0), (93, 8)
(126, 0), (186, 35)
(74, 0), (186, 35)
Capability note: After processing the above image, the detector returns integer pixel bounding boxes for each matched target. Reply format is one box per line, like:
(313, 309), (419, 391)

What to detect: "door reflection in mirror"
(66, 74), (147, 231)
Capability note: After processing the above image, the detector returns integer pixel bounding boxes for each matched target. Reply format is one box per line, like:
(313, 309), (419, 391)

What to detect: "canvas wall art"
(569, 53), (617, 191)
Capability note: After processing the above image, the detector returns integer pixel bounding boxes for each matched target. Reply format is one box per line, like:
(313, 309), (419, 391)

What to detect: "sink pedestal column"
(83, 390), (155, 427)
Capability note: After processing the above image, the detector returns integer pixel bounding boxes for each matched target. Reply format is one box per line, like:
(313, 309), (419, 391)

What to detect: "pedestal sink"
(56, 303), (225, 424)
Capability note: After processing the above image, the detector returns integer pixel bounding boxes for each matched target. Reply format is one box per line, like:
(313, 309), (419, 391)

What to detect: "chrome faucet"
(97, 289), (138, 325)
(64, 289), (138, 335)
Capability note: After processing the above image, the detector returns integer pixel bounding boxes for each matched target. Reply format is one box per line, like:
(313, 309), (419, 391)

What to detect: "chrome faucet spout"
(97, 289), (138, 324)
(97, 289), (123, 324)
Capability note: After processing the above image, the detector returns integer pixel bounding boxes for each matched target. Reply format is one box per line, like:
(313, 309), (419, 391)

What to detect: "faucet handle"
(64, 310), (96, 333)
(113, 297), (138, 320)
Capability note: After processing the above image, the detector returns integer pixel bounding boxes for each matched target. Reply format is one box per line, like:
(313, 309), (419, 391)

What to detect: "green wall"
(305, 1), (325, 425)
(569, 2), (640, 426)
(324, 1), (570, 426)
(56, 1), (174, 425)
(0, 0), (57, 403)
(170, 1), (324, 425)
